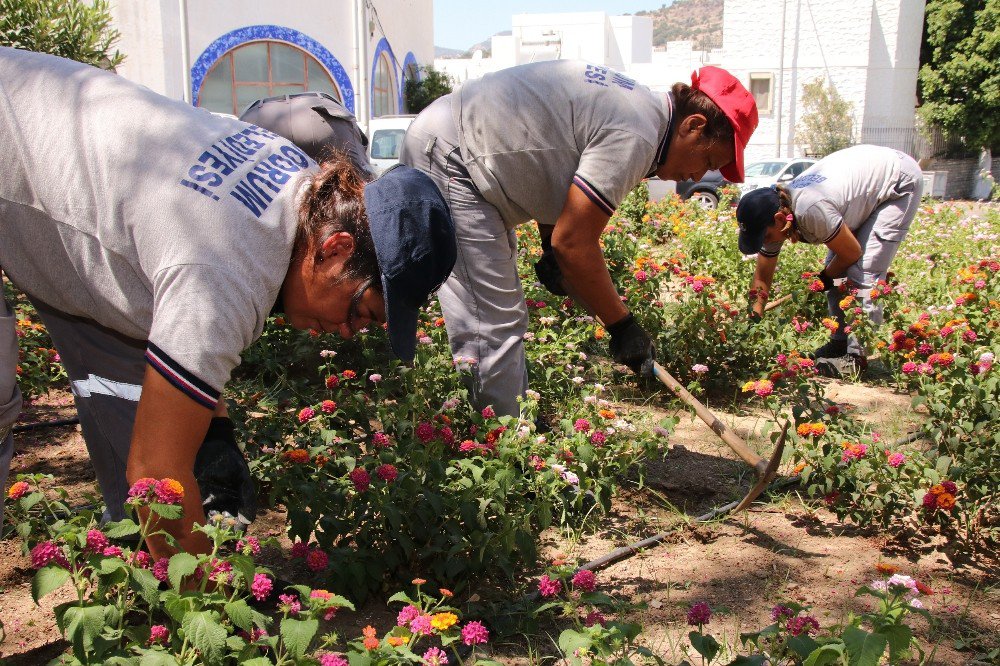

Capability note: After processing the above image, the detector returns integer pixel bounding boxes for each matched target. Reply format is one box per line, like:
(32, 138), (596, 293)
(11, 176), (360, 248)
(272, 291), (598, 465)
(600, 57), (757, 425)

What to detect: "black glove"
(747, 306), (762, 323)
(533, 239), (568, 296)
(818, 269), (835, 292)
(193, 417), (257, 531)
(607, 312), (655, 375)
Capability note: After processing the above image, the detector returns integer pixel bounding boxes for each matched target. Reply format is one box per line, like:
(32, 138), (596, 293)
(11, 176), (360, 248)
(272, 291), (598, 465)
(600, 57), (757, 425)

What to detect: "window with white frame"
(749, 73), (773, 115)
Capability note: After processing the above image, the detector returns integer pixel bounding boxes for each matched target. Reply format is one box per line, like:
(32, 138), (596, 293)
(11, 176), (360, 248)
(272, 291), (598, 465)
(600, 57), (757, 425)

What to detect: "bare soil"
(1, 385), (996, 665)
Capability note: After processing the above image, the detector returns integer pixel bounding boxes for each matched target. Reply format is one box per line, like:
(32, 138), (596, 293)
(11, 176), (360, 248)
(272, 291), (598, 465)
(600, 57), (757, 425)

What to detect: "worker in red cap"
(401, 62), (758, 417)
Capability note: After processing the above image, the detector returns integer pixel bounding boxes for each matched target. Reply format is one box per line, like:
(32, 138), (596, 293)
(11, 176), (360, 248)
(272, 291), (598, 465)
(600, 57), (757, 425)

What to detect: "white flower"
(368, 374), (382, 383)
(887, 574), (918, 592)
(535, 435), (547, 445)
(525, 389), (541, 400)
(540, 316), (556, 326)
(571, 376), (585, 384)
(319, 350), (337, 358)
(517, 426), (531, 438)
(418, 335), (433, 345)
(583, 395), (597, 404)
(909, 598), (924, 609)
(578, 352), (588, 361)
(561, 470), (580, 485)
(523, 332), (535, 341)
(593, 383), (605, 393)
(692, 364), (709, 374)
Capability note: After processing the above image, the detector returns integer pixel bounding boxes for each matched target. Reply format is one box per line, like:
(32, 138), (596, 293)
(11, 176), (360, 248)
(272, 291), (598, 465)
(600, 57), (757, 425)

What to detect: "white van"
(367, 115), (415, 175)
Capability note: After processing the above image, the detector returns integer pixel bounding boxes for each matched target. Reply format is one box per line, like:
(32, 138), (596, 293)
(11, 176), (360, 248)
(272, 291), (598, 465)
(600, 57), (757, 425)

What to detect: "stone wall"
(924, 157), (979, 199)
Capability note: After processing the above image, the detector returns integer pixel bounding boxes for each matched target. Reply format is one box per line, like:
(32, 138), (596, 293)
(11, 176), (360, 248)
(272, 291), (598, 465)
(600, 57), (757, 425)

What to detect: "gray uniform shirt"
(452, 60), (673, 228)
(760, 145), (908, 257)
(0, 48), (316, 408)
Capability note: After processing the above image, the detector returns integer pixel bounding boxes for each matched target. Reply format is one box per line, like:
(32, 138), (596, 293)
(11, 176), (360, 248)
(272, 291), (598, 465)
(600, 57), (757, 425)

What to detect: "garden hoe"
(562, 282), (789, 511)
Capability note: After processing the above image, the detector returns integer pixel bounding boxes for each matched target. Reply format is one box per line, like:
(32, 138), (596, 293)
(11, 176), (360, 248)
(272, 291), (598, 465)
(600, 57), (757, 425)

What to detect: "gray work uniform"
(240, 92), (374, 179)
(760, 145), (923, 354)
(0, 48), (315, 519)
(400, 60), (673, 416)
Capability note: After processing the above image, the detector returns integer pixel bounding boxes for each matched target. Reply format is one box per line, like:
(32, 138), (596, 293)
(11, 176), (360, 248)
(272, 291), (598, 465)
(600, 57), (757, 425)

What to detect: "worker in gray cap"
(240, 91), (374, 178)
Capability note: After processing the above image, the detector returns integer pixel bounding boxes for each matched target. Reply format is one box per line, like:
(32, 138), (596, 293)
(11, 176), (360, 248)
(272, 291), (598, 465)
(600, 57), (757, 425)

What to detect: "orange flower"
(594, 327), (605, 340)
(387, 636), (406, 647)
(364, 636), (380, 650)
(792, 462), (807, 474)
(412, 578), (427, 585)
(439, 588), (454, 598)
(936, 493), (956, 510)
(362, 625), (377, 639)
(598, 409), (616, 419)
(929, 484), (945, 496)
(875, 562), (899, 575)
(283, 449), (310, 464)
(916, 581), (934, 595)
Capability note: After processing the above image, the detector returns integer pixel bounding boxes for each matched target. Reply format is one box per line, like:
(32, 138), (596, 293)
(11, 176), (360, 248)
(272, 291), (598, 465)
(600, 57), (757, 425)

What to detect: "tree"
(0, 0), (123, 69)
(796, 77), (855, 157)
(404, 66), (453, 115)
(918, 0), (999, 151)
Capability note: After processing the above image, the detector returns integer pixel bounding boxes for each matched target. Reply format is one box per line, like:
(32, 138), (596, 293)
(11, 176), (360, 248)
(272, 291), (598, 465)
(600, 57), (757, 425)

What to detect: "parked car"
(646, 170), (729, 209)
(739, 157), (817, 195)
(367, 115), (415, 174)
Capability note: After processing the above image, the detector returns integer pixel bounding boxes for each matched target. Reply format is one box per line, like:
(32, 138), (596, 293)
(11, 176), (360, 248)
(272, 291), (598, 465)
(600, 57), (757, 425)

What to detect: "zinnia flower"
(320, 400), (337, 413)
(687, 601), (712, 626)
(298, 407), (316, 423)
(574, 418), (591, 432)
(887, 452), (905, 467)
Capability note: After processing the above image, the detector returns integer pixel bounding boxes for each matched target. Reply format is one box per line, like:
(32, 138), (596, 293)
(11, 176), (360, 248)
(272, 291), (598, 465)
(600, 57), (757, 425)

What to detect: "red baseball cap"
(691, 66), (758, 183)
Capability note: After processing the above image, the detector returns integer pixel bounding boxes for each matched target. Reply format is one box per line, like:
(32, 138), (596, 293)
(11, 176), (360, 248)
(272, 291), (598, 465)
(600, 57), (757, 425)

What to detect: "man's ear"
(679, 113), (708, 139)
(319, 232), (356, 261)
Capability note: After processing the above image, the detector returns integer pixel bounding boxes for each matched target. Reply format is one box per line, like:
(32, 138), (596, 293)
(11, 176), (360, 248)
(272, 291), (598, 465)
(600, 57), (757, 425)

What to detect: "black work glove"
(533, 239), (568, 296)
(817, 269), (835, 292)
(193, 417), (257, 532)
(747, 306), (762, 323)
(607, 312), (655, 375)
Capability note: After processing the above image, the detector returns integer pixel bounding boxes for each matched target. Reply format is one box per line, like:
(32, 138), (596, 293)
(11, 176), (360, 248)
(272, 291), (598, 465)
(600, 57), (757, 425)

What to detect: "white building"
(109, 0), (433, 128)
(436, 0), (925, 160)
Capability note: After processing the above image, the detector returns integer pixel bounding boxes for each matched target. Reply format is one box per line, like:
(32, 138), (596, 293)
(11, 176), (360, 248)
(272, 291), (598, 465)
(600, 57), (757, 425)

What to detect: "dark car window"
(788, 161), (812, 177)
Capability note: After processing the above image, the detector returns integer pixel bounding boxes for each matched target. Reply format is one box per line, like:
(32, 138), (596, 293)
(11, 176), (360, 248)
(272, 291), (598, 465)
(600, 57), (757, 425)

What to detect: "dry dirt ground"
(1, 383), (997, 665)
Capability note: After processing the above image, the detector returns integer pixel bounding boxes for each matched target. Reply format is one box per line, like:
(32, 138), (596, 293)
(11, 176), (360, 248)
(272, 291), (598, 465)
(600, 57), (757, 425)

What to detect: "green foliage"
(0, 0), (124, 69)
(403, 66), (453, 115)
(796, 77), (855, 157)
(918, 0), (1000, 151)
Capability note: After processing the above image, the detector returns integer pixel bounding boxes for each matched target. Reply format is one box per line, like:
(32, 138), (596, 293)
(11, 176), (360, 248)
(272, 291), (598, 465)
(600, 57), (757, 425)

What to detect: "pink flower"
(369, 374), (382, 383)
(31, 541), (68, 569)
(584, 610), (607, 627)
(573, 418), (591, 432)
(153, 557), (170, 582)
(103, 545), (124, 558)
(84, 529), (109, 554)
(409, 614), (433, 635)
(537, 574), (561, 597)
(148, 624), (169, 646)
(687, 601), (712, 626)
(887, 452), (905, 468)
(692, 363), (709, 374)
(481, 406), (495, 419)
(754, 380), (774, 397)
(963, 329), (978, 342)
(319, 655), (349, 666)
(127, 477), (156, 501)
(290, 541), (309, 558)
(376, 464), (398, 482)
(590, 431), (607, 446)
(771, 605), (794, 621)
(7, 480), (30, 500)
(132, 551), (152, 569)
(571, 569), (597, 592)
(320, 400), (337, 413)
(372, 432), (391, 448)
(298, 407), (316, 423)
(901, 361), (917, 374)
(786, 615), (820, 636)
(349, 468), (371, 492)
(423, 647), (449, 666)
(306, 548), (329, 572)
(397, 604), (420, 626)
(279, 593), (301, 614)
(237, 536), (261, 557)
(461, 620), (490, 645)
(251, 573), (273, 601)
(635, 270), (648, 282)
(153, 478), (184, 505)
(416, 421), (435, 442)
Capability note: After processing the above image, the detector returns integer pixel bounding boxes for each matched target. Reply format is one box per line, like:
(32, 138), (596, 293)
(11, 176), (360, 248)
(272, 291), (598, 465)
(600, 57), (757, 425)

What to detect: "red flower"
(325, 375), (339, 389)
(320, 400), (337, 413)
(306, 548), (329, 572)
(537, 574), (561, 597)
(376, 464), (398, 482)
(342, 370), (357, 379)
(571, 569), (597, 592)
(349, 468), (371, 492)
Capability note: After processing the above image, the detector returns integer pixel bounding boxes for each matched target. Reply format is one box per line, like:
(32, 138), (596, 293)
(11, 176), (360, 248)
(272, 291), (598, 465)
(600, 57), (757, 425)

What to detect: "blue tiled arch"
(190, 25), (355, 113)
(370, 37), (403, 114)
(400, 51), (419, 110)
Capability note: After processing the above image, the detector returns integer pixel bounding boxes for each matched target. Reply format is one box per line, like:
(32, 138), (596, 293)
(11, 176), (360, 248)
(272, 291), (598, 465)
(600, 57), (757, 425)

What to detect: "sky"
(433, 0), (660, 50)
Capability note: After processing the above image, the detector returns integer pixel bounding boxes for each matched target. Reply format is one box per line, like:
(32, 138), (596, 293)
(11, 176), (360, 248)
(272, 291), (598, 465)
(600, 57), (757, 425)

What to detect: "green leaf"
(238, 659), (275, 666)
(878, 624), (913, 662)
(32, 565), (70, 603)
(181, 611), (227, 664)
(788, 634), (822, 657)
(386, 591), (416, 606)
(843, 625), (888, 666)
(62, 604), (107, 653)
(279, 617), (319, 659)
(803, 642), (846, 666)
(689, 631), (720, 662)
(224, 599), (268, 633)
(726, 656), (767, 666)
(558, 629), (592, 665)
(149, 502), (183, 520)
(103, 519), (140, 539)
(139, 652), (182, 666)
(99, 557), (128, 575)
(129, 567), (161, 606)
(167, 552), (198, 591)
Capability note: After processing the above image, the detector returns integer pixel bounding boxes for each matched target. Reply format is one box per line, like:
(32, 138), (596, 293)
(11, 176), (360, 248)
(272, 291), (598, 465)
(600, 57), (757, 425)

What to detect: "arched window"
(372, 51), (396, 117)
(402, 62), (419, 113)
(198, 41), (341, 116)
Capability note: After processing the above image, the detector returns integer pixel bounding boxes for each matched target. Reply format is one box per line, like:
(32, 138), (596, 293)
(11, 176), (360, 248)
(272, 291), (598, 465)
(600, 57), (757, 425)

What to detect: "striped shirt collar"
(647, 91), (676, 178)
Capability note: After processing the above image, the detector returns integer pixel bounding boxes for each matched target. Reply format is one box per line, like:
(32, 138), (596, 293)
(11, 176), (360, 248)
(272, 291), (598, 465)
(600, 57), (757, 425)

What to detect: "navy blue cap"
(364, 165), (456, 361)
(736, 186), (780, 255)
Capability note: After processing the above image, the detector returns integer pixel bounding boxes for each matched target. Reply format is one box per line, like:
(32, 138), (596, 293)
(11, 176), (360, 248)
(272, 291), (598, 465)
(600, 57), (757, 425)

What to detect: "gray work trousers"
(400, 96), (528, 417)
(0, 294), (144, 523)
(826, 154), (923, 355)
(0, 292), (24, 527)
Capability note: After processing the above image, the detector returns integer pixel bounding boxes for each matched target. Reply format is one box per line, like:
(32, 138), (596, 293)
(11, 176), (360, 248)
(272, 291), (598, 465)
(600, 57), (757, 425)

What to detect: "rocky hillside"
(636, 0), (724, 50)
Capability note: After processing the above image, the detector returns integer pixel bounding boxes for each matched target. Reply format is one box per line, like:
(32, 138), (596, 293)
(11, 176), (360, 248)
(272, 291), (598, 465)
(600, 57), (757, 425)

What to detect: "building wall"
(108, 0), (432, 126)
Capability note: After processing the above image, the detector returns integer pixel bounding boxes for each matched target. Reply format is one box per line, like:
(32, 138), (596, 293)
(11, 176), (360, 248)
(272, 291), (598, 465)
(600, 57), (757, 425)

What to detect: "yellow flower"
(741, 380), (757, 393)
(431, 612), (458, 631)
(388, 636), (406, 647)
